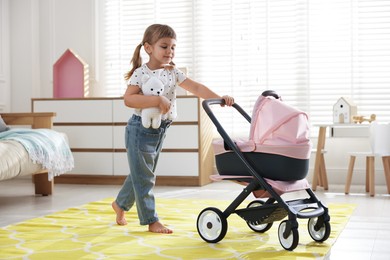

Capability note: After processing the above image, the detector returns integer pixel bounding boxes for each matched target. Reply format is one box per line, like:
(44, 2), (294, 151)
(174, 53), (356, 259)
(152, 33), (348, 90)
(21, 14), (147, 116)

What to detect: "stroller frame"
(196, 92), (331, 251)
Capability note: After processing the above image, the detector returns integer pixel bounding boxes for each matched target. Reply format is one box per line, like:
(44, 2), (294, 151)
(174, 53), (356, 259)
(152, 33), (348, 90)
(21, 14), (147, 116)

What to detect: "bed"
(0, 112), (73, 196)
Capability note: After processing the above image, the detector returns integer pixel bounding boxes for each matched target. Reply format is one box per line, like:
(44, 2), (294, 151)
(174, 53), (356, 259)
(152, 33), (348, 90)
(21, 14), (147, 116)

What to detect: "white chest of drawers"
(32, 97), (214, 186)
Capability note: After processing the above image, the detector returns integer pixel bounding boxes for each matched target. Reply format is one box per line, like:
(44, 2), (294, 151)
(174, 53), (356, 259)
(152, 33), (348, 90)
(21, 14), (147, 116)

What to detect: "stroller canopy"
(213, 94), (312, 160)
(249, 95), (312, 159)
(249, 96), (312, 159)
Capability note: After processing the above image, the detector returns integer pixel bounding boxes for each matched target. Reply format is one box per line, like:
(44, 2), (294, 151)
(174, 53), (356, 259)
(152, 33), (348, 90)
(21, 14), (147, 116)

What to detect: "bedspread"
(0, 140), (42, 181)
(0, 128), (74, 181)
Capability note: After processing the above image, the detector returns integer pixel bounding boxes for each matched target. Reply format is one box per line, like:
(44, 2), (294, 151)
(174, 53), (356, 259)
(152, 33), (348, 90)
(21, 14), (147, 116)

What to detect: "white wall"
(7, 0), (96, 113)
(0, 0), (10, 113)
(10, 0), (39, 112)
(1, 0), (387, 186)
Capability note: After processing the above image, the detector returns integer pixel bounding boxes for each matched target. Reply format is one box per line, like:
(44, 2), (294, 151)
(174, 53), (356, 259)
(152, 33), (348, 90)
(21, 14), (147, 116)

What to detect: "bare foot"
(112, 201), (127, 225)
(148, 221), (173, 234)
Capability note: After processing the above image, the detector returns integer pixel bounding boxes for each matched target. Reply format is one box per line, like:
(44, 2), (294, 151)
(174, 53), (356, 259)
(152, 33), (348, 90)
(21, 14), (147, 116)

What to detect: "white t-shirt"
(128, 64), (187, 120)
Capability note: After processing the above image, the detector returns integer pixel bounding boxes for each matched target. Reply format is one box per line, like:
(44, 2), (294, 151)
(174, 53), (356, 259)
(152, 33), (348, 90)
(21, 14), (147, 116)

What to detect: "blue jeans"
(115, 114), (171, 225)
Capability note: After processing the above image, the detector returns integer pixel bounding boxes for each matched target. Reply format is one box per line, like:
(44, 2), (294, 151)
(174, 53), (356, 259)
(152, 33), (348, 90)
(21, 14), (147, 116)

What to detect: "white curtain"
(99, 0), (390, 136)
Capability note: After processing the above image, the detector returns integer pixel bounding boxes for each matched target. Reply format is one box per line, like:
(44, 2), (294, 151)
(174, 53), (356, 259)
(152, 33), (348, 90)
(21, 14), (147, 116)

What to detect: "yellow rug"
(0, 198), (355, 260)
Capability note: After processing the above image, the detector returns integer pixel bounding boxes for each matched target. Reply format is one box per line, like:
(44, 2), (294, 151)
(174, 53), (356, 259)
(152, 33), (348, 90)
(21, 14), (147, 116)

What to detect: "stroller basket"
(236, 204), (288, 225)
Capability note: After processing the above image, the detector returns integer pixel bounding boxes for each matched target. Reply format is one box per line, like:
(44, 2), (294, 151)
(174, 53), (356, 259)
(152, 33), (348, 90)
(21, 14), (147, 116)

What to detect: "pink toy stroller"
(196, 90), (331, 251)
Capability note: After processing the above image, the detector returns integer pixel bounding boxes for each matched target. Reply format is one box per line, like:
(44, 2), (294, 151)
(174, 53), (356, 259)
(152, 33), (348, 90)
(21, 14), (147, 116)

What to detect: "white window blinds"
(99, 0), (390, 136)
(97, 0), (194, 96)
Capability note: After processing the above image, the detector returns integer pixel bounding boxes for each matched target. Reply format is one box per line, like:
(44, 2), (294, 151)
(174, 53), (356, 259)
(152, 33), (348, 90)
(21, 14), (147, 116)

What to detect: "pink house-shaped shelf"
(53, 49), (89, 98)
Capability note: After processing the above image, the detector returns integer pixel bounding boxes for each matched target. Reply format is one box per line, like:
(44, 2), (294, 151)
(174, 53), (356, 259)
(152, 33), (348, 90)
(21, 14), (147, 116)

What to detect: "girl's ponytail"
(124, 43), (143, 81)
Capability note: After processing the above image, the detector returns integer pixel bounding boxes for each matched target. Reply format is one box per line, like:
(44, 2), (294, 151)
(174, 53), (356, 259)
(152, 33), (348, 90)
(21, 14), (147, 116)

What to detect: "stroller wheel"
(197, 207), (228, 243)
(278, 220), (299, 251)
(308, 217), (331, 242)
(246, 201), (273, 233)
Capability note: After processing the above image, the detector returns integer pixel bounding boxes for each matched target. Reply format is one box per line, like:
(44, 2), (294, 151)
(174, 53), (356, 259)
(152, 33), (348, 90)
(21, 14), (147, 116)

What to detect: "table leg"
(368, 156), (375, 197)
(382, 156), (390, 194)
(312, 126), (327, 191)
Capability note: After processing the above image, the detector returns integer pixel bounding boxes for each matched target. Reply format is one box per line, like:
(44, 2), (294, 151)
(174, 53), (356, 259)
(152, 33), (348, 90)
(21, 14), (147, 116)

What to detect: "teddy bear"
(140, 74), (167, 129)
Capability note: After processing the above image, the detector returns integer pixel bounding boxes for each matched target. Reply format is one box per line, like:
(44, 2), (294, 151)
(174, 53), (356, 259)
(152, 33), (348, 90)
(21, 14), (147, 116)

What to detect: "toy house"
(333, 97), (357, 124)
(53, 49), (89, 98)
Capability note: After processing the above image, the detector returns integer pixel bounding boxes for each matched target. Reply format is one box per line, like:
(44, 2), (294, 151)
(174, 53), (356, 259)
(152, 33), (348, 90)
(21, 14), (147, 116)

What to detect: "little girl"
(112, 24), (234, 234)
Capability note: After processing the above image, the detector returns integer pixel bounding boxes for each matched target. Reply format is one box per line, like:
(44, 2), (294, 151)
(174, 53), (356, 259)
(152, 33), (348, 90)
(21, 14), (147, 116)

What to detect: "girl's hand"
(158, 96), (171, 114)
(221, 95), (235, 107)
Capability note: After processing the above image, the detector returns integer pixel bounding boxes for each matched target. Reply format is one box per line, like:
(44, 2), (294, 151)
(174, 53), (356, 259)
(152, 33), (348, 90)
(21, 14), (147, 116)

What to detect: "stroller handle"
(202, 90), (279, 123)
(202, 99), (251, 124)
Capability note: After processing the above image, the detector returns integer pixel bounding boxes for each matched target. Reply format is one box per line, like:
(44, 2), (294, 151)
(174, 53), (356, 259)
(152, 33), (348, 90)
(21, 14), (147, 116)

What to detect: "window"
(97, 0), (194, 97)
(99, 0), (390, 136)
